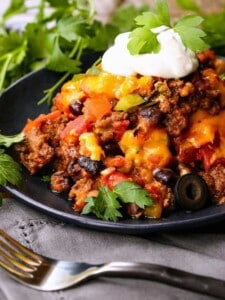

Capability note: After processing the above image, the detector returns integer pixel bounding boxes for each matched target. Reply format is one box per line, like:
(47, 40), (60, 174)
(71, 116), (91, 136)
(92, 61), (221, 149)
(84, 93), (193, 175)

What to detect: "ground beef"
(51, 171), (70, 193)
(69, 177), (95, 211)
(94, 111), (129, 143)
(200, 163), (225, 204)
(15, 127), (54, 174)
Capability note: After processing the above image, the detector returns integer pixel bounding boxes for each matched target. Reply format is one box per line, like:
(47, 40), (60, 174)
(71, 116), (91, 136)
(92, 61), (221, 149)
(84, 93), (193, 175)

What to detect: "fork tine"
(0, 229), (42, 265)
(0, 240), (37, 272)
(0, 258), (33, 279)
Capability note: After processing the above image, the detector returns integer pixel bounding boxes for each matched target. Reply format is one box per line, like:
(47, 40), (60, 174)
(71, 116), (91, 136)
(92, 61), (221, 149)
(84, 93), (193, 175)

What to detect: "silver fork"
(1, 228), (225, 299)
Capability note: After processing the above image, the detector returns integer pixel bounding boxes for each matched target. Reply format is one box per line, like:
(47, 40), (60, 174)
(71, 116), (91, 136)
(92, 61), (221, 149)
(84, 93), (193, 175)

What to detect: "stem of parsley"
(0, 53), (13, 92)
(38, 36), (85, 105)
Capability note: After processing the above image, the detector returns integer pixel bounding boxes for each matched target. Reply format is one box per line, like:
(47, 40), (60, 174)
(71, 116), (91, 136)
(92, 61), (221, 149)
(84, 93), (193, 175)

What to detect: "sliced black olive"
(174, 173), (209, 211)
(78, 156), (104, 176)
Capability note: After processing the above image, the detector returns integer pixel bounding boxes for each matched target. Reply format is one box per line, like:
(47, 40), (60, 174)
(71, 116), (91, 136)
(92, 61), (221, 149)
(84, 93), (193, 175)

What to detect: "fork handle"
(96, 262), (225, 299)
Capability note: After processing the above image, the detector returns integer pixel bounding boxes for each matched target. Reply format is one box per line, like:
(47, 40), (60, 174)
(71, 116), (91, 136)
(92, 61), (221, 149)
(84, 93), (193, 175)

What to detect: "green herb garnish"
(127, 0), (208, 55)
(176, 0), (225, 54)
(220, 73), (225, 80)
(0, 132), (24, 147)
(0, 149), (22, 187)
(0, 133), (24, 191)
(82, 181), (153, 222)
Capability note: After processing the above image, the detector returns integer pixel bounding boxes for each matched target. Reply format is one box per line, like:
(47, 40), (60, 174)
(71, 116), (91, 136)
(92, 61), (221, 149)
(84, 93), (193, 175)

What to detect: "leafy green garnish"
(113, 181), (153, 209)
(0, 132), (24, 147)
(82, 186), (122, 222)
(173, 15), (207, 52)
(175, 0), (225, 53)
(0, 149), (22, 187)
(220, 73), (225, 80)
(82, 181), (153, 222)
(127, 0), (208, 55)
(0, 133), (24, 192)
(42, 174), (51, 183)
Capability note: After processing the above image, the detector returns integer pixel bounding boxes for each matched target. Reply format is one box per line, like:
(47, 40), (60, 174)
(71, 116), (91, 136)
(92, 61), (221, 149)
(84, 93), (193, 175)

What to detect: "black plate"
(1, 67), (225, 234)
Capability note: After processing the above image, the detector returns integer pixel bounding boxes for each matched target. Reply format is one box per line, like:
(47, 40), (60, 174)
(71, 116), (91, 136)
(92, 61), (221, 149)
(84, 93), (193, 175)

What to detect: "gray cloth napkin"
(1, 197), (225, 300)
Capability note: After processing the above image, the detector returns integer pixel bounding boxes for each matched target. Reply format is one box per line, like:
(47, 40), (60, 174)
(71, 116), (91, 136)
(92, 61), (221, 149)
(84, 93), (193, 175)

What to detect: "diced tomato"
(84, 95), (112, 121)
(104, 156), (126, 168)
(113, 120), (130, 141)
(145, 183), (163, 203)
(197, 144), (215, 170)
(60, 115), (90, 143)
(102, 171), (129, 190)
(23, 110), (61, 134)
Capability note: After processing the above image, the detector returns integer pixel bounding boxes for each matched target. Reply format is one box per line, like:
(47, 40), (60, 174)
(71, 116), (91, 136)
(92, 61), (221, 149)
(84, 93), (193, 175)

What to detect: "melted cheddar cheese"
(119, 127), (172, 170)
(178, 109), (225, 169)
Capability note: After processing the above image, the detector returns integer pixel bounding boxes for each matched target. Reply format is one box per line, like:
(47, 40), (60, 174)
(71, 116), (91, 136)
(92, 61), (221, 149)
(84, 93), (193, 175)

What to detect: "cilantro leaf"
(24, 23), (50, 60)
(127, 0), (172, 55)
(154, 0), (171, 27)
(0, 31), (27, 90)
(202, 11), (225, 51)
(88, 21), (118, 52)
(47, 37), (81, 73)
(174, 15), (204, 28)
(174, 16), (208, 52)
(135, 1), (170, 28)
(0, 133), (24, 147)
(128, 0), (208, 55)
(82, 186), (122, 222)
(57, 16), (88, 42)
(0, 150), (22, 187)
(220, 73), (225, 80)
(113, 181), (153, 209)
(0, 134), (23, 188)
(128, 27), (160, 55)
(82, 181), (153, 222)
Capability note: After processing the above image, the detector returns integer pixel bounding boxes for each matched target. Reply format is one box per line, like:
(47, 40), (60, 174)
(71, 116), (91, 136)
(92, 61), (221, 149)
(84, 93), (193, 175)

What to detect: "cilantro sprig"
(0, 133), (24, 190)
(82, 181), (153, 222)
(127, 0), (208, 55)
(176, 0), (225, 54)
(0, 149), (22, 187)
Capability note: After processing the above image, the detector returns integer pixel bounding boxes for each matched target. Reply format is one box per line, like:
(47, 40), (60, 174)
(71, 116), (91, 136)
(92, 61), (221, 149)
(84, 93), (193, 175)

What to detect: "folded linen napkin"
(1, 197), (225, 300)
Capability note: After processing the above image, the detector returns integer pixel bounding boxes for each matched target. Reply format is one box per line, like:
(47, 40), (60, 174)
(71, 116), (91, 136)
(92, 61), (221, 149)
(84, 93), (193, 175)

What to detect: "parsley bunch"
(127, 0), (208, 55)
(82, 181), (153, 222)
(0, 0), (147, 101)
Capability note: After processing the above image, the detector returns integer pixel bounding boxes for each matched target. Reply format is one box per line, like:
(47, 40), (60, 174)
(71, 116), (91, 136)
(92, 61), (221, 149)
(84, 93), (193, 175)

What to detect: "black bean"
(69, 101), (83, 115)
(153, 168), (177, 186)
(78, 156), (104, 176)
(139, 106), (162, 125)
(103, 142), (124, 156)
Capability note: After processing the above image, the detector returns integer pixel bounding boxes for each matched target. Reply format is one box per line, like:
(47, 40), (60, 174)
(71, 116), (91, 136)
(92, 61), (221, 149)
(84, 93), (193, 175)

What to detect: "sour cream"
(101, 26), (199, 79)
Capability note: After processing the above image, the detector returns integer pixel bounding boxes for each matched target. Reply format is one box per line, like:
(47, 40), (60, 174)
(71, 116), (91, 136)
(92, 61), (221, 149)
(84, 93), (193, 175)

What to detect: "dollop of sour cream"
(101, 26), (199, 79)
